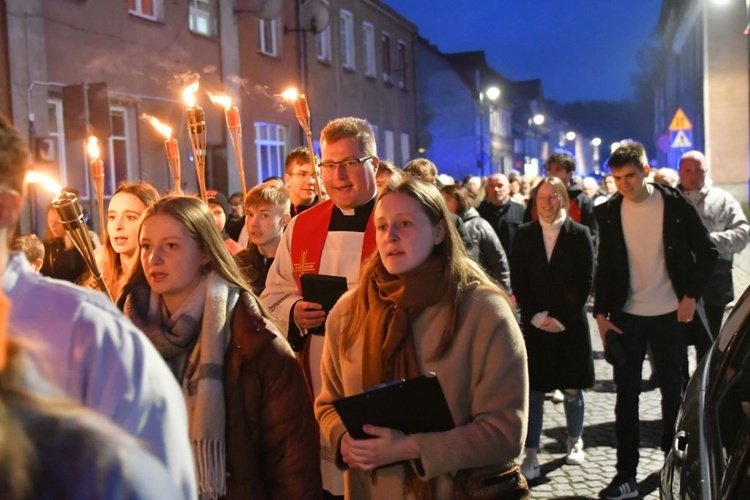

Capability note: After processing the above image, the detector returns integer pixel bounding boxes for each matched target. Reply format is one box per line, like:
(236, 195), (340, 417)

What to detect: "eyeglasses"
(318, 155), (374, 171)
(537, 194), (560, 203)
(289, 171), (313, 180)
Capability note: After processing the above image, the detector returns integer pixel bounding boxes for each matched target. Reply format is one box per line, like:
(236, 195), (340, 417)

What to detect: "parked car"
(661, 289), (750, 498)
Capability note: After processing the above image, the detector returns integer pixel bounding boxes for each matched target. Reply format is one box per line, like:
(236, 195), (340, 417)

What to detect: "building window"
(189, 0), (216, 37)
(397, 40), (407, 88)
(314, 0), (331, 62)
(259, 17), (279, 56)
(381, 32), (391, 83)
(400, 132), (410, 166)
(128, 0), (163, 21)
(45, 100), (67, 178)
(384, 130), (395, 162)
(106, 107), (130, 196)
(363, 22), (375, 77)
(340, 10), (355, 70)
(371, 124), (379, 147)
(255, 122), (287, 182)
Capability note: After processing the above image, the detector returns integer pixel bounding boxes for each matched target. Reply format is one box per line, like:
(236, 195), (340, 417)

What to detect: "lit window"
(400, 132), (410, 166)
(340, 10), (355, 70)
(189, 0), (216, 36)
(384, 130), (394, 161)
(259, 17), (279, 56)
(381, 32), (391, 83)
(128, 0), (163, 21)
(255, 122), (287, 182)
(363, 22), (375, 77)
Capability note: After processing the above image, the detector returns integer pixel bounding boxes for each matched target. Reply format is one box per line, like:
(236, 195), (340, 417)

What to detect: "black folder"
(333, 373), (455, 440)
(300, 273), (348, 336)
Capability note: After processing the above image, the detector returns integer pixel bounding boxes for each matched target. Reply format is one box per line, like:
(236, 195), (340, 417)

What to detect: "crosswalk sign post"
(668, 108), (693, 150)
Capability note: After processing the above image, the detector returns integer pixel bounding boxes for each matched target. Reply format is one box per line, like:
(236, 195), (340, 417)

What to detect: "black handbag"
(453, 461), (530, 500)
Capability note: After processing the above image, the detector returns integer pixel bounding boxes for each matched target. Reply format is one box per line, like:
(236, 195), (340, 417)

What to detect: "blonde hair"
(244, 184), (291, 215)
(320, 117), (377, 157)
(342, 179), (510, 359)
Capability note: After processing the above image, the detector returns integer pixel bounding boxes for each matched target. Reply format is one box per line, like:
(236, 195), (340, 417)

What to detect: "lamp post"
(524, 114), (545, 175)
(591, 137), (602, 171)
(478, 86), (500, 176)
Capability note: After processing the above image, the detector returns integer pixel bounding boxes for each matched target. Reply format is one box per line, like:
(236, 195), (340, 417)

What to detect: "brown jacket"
(225, 296), (322, 499)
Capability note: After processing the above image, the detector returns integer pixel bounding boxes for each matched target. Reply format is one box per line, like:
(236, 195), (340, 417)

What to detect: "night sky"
(381, 1), (662, 103)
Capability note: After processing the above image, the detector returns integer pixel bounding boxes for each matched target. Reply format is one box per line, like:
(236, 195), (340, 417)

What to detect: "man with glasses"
(284, 146), (321, 216)
(261, 117), (379, 499)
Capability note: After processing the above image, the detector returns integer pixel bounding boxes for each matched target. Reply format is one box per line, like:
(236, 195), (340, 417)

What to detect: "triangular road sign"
(671, 130), (692, 149)
(669, 108), (692, 131)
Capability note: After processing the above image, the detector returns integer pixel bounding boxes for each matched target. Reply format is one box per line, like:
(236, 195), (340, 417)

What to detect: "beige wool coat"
(315, 282), (528, 499)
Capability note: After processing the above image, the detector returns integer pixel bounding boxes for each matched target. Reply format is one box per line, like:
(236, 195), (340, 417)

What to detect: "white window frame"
(254, 122), (288, 182)
(400, 132), (410, 167)
(106, 106), (131, 196)
(381, 31), (392, 83)
(340, 10), (355, 70)
(315, 0), (332, 62)
(397, 40), (407, 89)
(384, 130), (395, 162)
(189, 0), (216, 37)
(128, 0), (163, 22)
(363, 22), (376, 77)
(47, 99), (67, 185)
(259, 17), (280, 57)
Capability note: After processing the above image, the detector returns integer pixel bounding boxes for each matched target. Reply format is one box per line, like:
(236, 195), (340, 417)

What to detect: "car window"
(718, 286), (750, 352)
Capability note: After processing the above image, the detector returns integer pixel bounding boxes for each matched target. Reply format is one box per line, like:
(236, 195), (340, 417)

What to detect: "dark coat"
(477, 199), (526, 257)
(460, 207), (511, 293)
(510, 218), (595, 391)
(224, 297), (322, 500)
(235, 244), (274, 295)
(593, 183), (719, 341)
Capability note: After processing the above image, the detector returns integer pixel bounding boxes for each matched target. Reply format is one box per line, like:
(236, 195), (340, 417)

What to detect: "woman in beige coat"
(315, 179), (528, 499)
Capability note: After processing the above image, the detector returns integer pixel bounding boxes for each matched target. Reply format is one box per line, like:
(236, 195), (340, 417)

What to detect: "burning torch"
(183, 81), (207, 203)
(281, 87), (322, 199)
(142, 114), (181, 194)
(208, 92), (247, 196)
(86, 136), (106, 238)
(52, 191), (112, 301)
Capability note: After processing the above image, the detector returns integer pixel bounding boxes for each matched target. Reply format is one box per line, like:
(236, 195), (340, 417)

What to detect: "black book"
(333, 373), (455, 440)
(300, 274), (348, 336)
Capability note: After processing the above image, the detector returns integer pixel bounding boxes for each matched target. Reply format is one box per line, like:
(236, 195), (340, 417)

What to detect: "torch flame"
(281, 87), (300, 102)
(207, 92), (232, 109)
(87, 136), (100, 161)
(26, 171), (62, 194)
(142, 113), (173, 139)
(183, 81), (200, 108)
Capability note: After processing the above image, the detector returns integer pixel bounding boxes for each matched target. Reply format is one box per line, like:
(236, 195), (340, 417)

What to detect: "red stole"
(290, 199), (377, 293)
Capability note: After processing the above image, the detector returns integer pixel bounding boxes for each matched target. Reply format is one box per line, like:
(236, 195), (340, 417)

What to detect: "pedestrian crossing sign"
(670, 129), (692, 149)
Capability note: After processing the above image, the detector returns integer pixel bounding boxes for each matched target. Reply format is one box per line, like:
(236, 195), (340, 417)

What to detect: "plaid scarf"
(122, 271), (240, 499)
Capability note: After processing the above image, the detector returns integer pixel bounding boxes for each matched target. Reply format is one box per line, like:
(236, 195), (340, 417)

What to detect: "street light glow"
(591, 137), (602, 146)
(485, 86), (501, 101)
(565, 131), (576, 141)
(532, 114), (545, 125)
(26, 171), (62, 194)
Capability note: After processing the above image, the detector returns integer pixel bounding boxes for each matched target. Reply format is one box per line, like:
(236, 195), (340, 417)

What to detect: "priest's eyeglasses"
(318, 155), (374, 171)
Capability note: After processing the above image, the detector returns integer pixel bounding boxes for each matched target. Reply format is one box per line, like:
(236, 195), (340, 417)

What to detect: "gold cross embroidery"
(293, 250), (315, 274)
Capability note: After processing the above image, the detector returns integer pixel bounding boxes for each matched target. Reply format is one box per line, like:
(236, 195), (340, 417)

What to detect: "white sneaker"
(566, 436), (585, 465)
(551, 389), (565, 404)
(520, 449), (540, 480)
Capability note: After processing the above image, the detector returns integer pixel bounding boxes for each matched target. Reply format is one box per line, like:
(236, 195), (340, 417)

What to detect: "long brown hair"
(99, 182), (160, 299)
(342, 179), (510, 359)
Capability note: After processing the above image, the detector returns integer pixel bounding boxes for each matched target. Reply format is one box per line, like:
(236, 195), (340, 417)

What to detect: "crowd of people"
(0, 107), (746, 500)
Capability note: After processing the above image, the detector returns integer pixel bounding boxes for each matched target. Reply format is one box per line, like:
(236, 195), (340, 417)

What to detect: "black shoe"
(599, 473), (638, 499)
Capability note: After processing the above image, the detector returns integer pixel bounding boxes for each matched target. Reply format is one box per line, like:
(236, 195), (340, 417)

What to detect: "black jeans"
(613, 311), (687, 477)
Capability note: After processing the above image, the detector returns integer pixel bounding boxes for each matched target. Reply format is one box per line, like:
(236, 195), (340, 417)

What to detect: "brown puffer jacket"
(224, 295), (322, 499)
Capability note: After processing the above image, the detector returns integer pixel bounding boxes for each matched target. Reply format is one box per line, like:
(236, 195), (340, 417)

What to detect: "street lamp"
(591, 137), (602, 170)
(478, 86), (501, 176)
(532, 114), (545, 125)
(565, 131), (576, 141)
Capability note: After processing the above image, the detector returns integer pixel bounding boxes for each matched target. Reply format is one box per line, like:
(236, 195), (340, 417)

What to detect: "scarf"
(361, 256), (446, 499)
(122, 271), (241, 499)
(538, 208), (566, 262)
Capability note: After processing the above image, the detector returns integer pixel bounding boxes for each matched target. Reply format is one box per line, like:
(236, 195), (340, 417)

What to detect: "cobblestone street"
(521, 314), (667, 499)
(525, 245), (750, 499)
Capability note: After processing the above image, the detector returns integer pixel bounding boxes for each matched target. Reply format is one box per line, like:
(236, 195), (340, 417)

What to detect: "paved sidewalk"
(521, 317), (666, 499)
